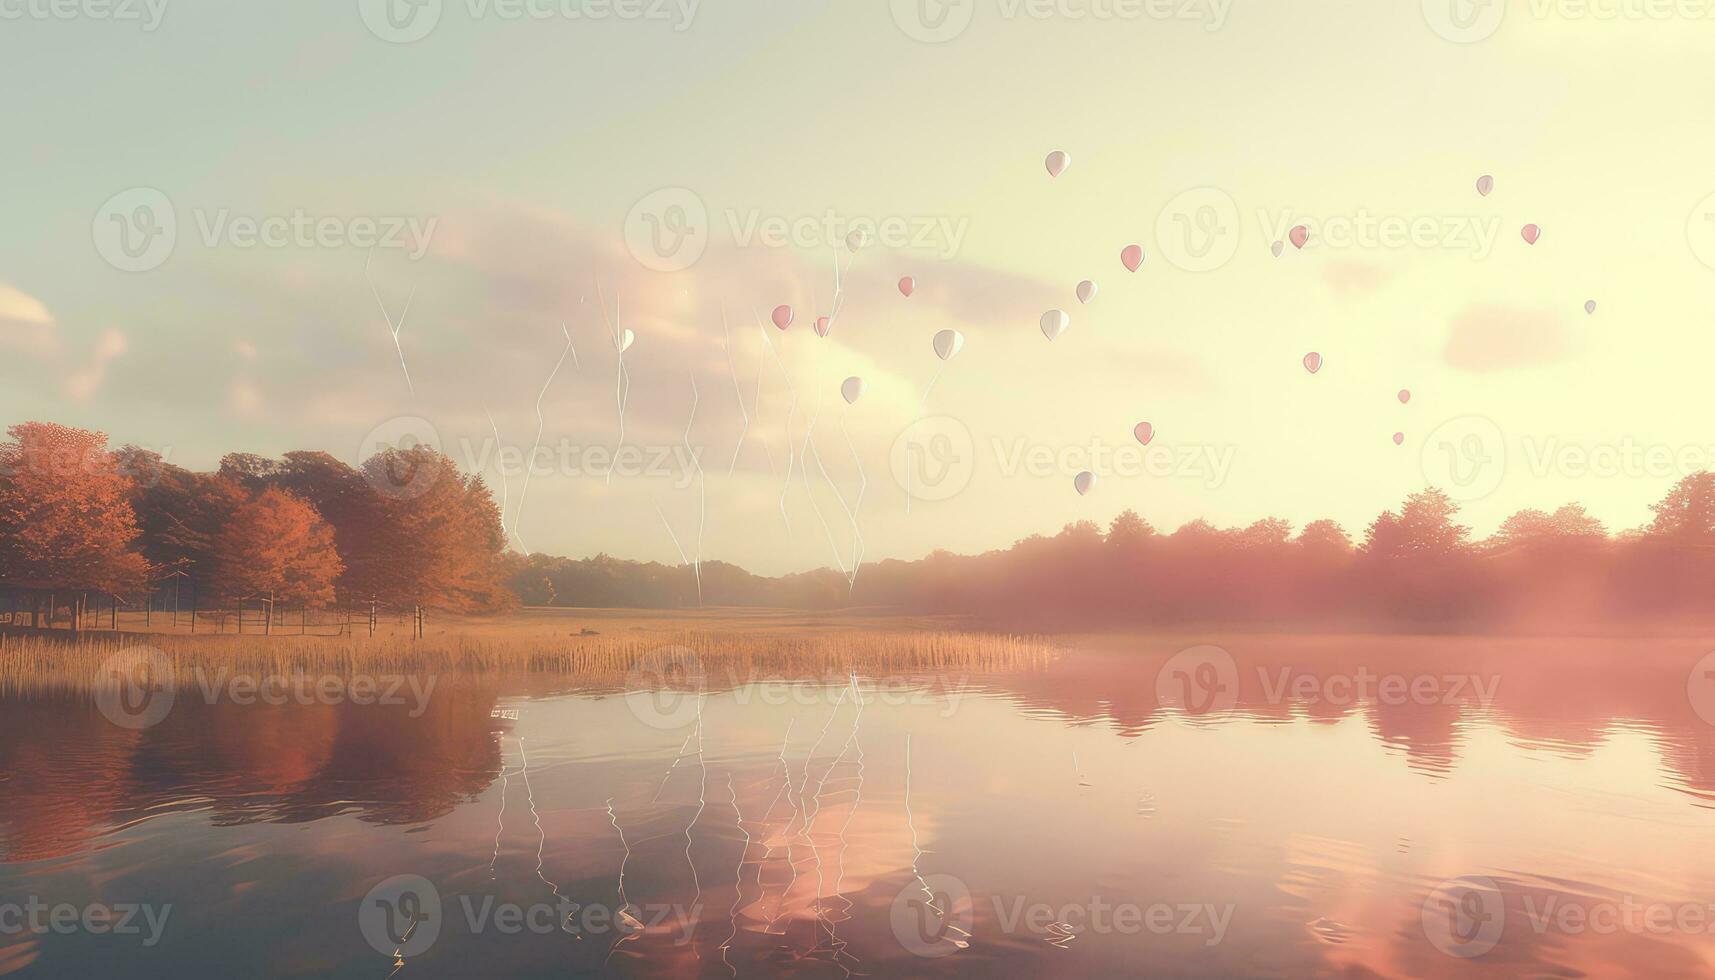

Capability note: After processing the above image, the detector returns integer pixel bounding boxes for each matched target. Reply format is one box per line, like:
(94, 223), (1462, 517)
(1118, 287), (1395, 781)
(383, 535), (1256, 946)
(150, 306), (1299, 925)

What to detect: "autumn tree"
(212, 488), (344, 616)
(0, 422), (147, 593)
(361, 446), (510, 620)
(116, 446), (247, 580)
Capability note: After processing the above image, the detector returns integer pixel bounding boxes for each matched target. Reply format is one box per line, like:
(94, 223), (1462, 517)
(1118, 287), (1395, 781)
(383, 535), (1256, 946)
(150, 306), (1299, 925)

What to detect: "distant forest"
(8, 420), (1715, 632)
(510, 478), (1715, 631)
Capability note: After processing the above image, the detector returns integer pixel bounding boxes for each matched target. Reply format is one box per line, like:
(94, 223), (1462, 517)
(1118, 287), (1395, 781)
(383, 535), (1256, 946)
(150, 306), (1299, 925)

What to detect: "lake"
(5, 633), (1715, 977)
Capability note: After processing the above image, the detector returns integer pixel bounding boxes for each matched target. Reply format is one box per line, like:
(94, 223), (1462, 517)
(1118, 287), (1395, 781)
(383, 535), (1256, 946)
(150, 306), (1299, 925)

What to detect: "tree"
(212, 488), (343, 612)
(0, 422), (147, 593)
(362, 446), (511, 617)
(1297, 519), (1353, 556)
(1648, 472), (1715, 542)
(116, 446), (247, 580)
(1106, 509), (1155, 548)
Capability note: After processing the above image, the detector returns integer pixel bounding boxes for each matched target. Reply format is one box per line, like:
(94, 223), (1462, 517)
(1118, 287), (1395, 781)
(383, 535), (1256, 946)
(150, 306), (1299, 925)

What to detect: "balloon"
(619, 328), (635, 353)
(1121, 244), (1144, 272)
(1074, 471), (1096, 496)
(813, 316), (831, 338)
(1476, 174), (1494, 196)
(841, 376), (866, 405)
(1398, 389), (1411, 404)
(1040, 309), (1070, 342)
(771, 305), (794, 330)
(898, 276), (916, 298)
(1271, 241), (1284, 258)
(1290, 225), (1309, 250)
(1045, 150), (1070, 178)
(1522, 224), (1541, 245)
(1076, 280), (1098, 304)
(845, 230), (866, 252)
(1393, 432), (1405, 446)
(932, 329), (964, 362)
(1134, 422), (1154, 446)
(1303, 352), (1323, 374)
(1585, 299), (1597, 315)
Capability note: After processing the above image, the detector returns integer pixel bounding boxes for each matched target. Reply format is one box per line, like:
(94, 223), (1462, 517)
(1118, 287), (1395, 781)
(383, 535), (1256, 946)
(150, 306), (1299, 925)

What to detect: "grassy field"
(0, 606), (1058, 692)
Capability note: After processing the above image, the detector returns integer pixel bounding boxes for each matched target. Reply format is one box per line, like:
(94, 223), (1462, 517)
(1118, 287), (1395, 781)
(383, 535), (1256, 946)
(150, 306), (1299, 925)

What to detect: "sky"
(3, 0), (1715, 574)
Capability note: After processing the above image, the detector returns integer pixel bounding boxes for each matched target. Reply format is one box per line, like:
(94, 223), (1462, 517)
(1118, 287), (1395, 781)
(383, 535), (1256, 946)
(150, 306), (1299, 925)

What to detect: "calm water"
(6, 635), (1715, 977)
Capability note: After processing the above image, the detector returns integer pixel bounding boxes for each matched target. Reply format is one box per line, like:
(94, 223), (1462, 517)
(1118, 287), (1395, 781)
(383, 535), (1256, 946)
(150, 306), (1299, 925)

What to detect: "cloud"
(63, 328), (127, 401)
(0, 282), (57, 355)
(1443, 304), (1575, 372)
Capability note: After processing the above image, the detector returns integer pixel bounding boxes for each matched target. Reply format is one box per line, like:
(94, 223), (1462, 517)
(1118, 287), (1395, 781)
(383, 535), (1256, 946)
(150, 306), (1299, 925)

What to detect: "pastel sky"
(3, 0), (1714, 574)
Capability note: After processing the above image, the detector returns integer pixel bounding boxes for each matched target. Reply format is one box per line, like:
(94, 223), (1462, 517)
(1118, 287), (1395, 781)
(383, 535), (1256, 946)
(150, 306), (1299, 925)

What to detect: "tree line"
(509, 476), (1715, 630)
(0, 421), (512, 632)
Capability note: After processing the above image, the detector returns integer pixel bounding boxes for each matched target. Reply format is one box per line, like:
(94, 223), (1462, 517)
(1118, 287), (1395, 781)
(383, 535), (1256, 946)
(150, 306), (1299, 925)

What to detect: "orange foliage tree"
(0, 422), (147, 592)
(212, 487), (343, 609)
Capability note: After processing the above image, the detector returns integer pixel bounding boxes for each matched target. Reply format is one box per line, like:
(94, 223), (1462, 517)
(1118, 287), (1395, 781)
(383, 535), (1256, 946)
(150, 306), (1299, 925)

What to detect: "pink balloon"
(1290, 225), (1309, 250)
(813, 316), (831, 338)
(1476, 174), (1494, 197)
(898, 276), (915, 298)
(1522, 224), (1541, 245)
(1120, 244), (1144, 272)
(1303, 352), (1323, 375)
(1133, 422), (1154, 446)
(1393, 432), (1405, 446)
(771, 305), (794, 330)
(1045, 150), (1070, 179)
(1398, 389), (1411, 404)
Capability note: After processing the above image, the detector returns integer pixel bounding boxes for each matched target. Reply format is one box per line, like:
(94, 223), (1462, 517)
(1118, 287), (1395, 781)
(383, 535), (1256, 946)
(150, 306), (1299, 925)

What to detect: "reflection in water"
(4, 636), (1715, 976)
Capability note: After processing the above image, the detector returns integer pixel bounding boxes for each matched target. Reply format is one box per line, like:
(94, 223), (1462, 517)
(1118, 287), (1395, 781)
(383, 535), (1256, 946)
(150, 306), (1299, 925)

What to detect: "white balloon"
(1040, 309), (1071, 342)
(845, 230), (866, 252)
(841, 376), (866, 405)
(1076, 280), (1098, 304)
(1074, 471), (1096, 496)
(932, 329), (964, 362)
(1045, 150), (1070, 178)
(618, 328), (635, 353)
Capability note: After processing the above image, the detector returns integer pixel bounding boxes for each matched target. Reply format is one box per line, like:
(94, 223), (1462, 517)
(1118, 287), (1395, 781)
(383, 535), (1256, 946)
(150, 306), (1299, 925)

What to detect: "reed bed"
(0, 616), (1058, 695)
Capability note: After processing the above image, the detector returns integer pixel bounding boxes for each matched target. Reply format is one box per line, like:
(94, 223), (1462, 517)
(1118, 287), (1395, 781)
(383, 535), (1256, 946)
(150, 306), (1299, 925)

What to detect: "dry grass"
(0, 607), (1058, 694)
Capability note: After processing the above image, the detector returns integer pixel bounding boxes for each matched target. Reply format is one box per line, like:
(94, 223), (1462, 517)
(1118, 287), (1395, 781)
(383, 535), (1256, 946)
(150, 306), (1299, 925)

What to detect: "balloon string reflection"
(905, 732), (970, 952)
(720, 771), (750, 976)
